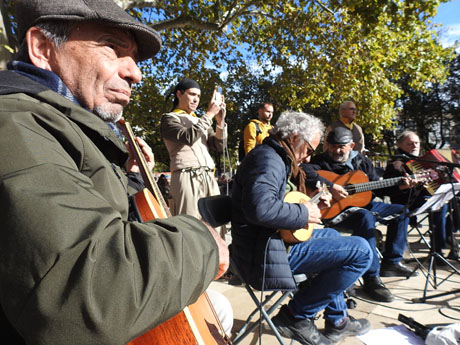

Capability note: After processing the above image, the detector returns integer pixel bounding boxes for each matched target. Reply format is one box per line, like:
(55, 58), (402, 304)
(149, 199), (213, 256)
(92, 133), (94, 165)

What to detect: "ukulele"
(117, 119), (231, 345)
(317, 169), (438, 220)
(279, 184), (328, 244)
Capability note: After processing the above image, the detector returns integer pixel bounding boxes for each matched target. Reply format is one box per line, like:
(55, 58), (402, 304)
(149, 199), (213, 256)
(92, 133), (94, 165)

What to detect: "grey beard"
(93, 104), (123, 123)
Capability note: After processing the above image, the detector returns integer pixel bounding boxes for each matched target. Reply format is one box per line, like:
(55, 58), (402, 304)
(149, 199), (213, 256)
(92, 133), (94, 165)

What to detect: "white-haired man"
(231, 110), (372, 344)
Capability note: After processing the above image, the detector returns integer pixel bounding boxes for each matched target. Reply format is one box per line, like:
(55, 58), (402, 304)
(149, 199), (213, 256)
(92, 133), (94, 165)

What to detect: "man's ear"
(26, 27), (55, 70)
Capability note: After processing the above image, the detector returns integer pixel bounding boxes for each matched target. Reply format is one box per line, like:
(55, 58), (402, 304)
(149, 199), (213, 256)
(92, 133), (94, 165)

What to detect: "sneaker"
(362, 276), (394, 302)
(323, 316), (371, 342)
(272, 305), (332, 345)
(380, 262), (418, 277)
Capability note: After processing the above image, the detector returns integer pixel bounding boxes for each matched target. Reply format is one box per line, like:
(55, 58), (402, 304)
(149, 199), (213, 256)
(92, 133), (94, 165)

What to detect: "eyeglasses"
(306, 141), (315, 157)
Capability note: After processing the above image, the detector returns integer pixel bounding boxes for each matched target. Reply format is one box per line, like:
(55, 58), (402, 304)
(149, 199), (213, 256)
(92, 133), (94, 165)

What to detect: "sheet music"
(410, 183), (460, 216)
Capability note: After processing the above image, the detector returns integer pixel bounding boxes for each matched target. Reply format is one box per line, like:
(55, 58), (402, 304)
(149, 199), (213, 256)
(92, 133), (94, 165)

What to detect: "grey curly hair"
(271, 110), (325, 147)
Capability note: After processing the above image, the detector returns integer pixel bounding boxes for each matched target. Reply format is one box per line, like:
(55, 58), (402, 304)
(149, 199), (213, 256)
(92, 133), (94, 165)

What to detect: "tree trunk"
(0, 4), (12, 70)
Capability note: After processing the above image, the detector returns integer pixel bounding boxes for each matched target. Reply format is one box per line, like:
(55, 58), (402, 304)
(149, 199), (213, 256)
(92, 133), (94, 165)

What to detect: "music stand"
(410, 183), (460, 302)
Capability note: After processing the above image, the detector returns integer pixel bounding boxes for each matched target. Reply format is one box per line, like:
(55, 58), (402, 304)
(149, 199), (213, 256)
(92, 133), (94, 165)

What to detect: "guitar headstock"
(415, 169), (440, 183)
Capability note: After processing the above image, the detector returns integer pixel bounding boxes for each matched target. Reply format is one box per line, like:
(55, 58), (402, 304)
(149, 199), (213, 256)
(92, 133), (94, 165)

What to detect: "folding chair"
(198, 195), (302, 345)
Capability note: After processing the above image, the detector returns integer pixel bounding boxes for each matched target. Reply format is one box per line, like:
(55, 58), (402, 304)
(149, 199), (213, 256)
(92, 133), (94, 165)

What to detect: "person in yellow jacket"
(243, 101), (274, 155)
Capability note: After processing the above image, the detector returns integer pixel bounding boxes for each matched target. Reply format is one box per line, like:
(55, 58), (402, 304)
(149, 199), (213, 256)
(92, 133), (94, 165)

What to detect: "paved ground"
(210, 221), (460, 345)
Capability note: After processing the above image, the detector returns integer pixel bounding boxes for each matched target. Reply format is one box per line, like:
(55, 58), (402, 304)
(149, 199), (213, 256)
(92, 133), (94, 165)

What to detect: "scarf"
(8, 60), (80, 104)
(274, 134), (307, 194)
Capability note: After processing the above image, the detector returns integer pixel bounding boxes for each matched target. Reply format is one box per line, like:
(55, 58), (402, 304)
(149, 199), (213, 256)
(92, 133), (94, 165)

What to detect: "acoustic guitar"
(117, 120), (231, 345)
(317, 169), (438, 220)
(279, 184), (328, 244)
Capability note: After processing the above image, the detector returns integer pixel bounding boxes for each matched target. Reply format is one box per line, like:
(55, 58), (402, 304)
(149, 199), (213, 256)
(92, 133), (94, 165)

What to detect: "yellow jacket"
(243, 119), (273, 154)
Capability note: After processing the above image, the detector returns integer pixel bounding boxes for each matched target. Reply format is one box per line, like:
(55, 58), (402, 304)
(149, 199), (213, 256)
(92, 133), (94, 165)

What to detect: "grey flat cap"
(326, 127), (354, 145)
(16, 0), (162, 61)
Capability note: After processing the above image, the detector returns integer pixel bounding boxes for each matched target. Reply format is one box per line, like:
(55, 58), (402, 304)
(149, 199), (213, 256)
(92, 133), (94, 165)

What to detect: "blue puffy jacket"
(231, 137), (309, 290)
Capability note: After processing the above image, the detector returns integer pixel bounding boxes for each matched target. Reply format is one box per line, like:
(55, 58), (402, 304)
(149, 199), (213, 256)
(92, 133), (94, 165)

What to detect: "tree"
(395, 53), (460, 152)
(1, 0), (456, 170)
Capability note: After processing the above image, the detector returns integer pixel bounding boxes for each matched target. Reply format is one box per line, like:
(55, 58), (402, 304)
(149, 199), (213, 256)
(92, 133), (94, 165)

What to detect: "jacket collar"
(0, 70), (128, 166)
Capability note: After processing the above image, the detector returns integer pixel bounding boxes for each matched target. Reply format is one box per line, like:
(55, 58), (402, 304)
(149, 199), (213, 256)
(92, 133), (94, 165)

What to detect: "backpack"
(238, 120), (261, 162)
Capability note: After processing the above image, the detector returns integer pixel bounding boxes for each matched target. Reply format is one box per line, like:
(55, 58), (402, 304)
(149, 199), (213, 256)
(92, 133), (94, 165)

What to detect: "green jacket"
(0, 71), (219, 345)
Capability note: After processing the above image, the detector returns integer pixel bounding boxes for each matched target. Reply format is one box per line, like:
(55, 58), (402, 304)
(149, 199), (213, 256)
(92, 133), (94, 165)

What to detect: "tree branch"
(152, 16), (220, 32)
(114, 0), (160, 10)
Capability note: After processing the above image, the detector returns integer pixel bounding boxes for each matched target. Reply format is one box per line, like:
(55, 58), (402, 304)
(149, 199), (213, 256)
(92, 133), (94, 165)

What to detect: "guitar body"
(317, 170), (372, 220)
(279, 191), (314, 244)
(128, 294), (229, 345)
(133, 189), (168, 221)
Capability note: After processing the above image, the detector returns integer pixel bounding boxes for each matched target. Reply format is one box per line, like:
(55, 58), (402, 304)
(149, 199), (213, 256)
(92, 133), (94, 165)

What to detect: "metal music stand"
(410, 183), (460, 302)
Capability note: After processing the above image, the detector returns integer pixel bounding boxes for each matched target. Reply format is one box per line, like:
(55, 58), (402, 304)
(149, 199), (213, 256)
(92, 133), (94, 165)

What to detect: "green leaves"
(2, 0), (455, 169)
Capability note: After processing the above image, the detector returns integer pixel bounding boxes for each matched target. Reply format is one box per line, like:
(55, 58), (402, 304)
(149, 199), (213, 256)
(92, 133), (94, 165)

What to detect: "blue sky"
(433, 0), (460, 51)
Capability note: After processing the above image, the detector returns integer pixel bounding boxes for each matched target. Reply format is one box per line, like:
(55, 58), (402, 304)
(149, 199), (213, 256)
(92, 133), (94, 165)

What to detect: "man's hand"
(125, 137), (155, 173)
(399, 173), (420, 190)
(317, 189), (332, 210)
(302, 201), (322, 224)
(206, 91), (226, 127)
(215, 101), (226, 127)
(203, 222), (230, 280)
(330, 183), (348, 201)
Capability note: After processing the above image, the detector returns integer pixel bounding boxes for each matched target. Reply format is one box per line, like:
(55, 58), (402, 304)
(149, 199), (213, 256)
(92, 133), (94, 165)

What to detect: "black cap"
(326, 127), (354, 145)
(174, 78), (201, 93)
(16, 0), (162, 61)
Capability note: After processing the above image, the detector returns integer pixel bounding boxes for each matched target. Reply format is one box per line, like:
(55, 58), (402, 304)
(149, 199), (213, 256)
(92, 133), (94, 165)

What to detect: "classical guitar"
(117, 120), (231, 345)
(317, 169), (438, 220)
(279, 184), (328, 244)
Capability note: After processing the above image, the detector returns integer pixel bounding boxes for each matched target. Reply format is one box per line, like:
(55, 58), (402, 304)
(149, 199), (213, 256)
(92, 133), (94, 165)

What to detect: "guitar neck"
(118, 120), (172, 218)
(346, 176), (407, 194)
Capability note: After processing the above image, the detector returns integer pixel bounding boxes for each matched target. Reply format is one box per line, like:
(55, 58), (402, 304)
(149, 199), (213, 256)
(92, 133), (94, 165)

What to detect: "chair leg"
(232, 290), (293, 345)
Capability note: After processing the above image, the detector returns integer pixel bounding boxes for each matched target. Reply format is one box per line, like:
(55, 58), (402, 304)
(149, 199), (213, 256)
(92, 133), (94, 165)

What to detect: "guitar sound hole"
(346, 186), (356, 195)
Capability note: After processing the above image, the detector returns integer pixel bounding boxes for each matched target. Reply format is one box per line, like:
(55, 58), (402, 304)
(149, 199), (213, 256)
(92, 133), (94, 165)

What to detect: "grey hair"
(397, 130), (419, 145)
(339, 100), (356, 112)
(15, 21), (73, 62)
(271, 110), (325, 146)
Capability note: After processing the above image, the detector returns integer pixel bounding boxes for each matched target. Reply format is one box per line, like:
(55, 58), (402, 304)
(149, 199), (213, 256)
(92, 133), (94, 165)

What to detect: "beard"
(329, 152), (348, 163)
(93, 103), (124, 123)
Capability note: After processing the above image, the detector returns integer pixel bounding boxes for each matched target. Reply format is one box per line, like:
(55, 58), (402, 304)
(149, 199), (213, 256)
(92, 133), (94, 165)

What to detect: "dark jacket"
(0, 71), (219, 345)
(231, 137), (309, 291)
(302, 151), (394, 199)
(383, 148), (424, 207)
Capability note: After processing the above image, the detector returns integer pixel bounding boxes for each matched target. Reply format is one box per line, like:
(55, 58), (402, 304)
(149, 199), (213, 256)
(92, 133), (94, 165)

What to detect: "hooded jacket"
(0, 71), (218, 345)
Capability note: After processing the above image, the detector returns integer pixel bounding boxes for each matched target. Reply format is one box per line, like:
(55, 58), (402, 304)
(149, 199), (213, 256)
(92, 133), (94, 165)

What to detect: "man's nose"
(120, 56), (142, 84)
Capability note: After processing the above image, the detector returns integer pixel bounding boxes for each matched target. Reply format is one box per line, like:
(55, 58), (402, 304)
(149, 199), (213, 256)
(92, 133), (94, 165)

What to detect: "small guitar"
(279, 184), (328, 244)
(317, 169), (438, 220)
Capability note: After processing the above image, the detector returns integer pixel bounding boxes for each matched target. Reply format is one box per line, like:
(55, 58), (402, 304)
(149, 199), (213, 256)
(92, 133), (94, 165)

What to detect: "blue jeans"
(333, 201), (409, 278)
(287, 228), (372, 323)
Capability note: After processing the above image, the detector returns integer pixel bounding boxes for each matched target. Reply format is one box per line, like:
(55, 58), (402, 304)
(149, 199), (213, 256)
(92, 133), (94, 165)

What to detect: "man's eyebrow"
(104, 35), (139, 60)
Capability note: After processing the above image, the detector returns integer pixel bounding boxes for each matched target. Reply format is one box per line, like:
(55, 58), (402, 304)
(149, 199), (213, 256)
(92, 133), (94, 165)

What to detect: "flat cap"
(16, 0), (162, 61)
(326, 127), (354, 145)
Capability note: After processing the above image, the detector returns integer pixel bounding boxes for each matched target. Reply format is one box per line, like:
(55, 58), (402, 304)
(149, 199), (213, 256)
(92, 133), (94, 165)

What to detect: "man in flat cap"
(0, 1), (229, 344)
(301, 127), (416, 303)
(161, 78), (227, 219)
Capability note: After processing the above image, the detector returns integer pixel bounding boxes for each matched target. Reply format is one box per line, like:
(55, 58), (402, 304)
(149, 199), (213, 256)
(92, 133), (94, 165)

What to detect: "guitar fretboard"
(345, 176), (405, 194)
